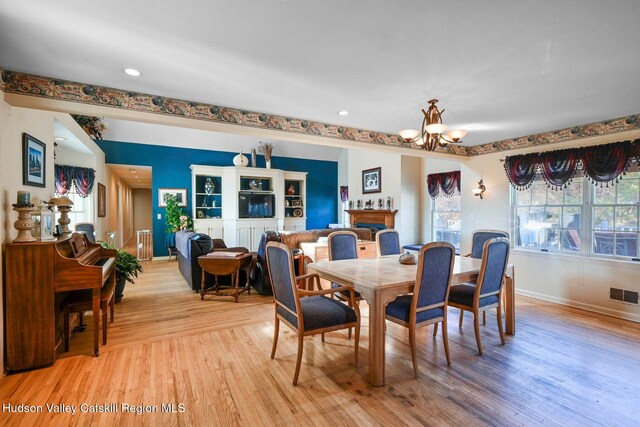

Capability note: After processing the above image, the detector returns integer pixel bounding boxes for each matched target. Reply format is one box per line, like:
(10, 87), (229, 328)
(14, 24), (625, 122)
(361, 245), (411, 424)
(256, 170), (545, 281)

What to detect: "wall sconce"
(472, 180), (486, 199)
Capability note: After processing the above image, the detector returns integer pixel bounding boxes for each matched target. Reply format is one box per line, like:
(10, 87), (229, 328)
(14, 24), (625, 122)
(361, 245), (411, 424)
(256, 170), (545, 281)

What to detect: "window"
(512, 169), (640, 259)
(432, 193), (461, 249)
(61, 190), (94, 230)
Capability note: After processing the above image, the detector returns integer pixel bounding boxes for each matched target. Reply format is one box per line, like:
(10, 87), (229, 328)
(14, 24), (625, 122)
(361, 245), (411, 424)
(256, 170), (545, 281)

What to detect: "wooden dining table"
(307, 255), (515, 386)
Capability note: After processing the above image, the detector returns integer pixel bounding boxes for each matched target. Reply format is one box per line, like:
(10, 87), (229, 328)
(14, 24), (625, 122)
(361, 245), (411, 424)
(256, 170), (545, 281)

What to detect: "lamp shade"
(49, 197), (74, 206)
(446, 129), (468, 141)
(425, 123), (447, 135)
(399, 129), (419, 141)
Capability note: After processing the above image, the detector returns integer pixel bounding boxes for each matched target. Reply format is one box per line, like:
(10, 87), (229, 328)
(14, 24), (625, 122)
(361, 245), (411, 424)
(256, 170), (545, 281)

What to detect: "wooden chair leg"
(354, 321), (360, 367)
(496, 302), (505, 345)
(483, 311), (486, 325)
(79, 311), (84, 326)
(321, 332), (325, 343)
(348, 300), (353, 339)
(409, 325), (419, 379)
(102, 301), (108, 345)
(459, 309), (464, 328)
(433, 323), (438, 337)
(442, 318), (451, 366)
(270, 317), (280, 359)
(110, 295), (115, 323)
(293, 334), (304, 386)
(64, 307), (70, 352)
(473, 311), (483, 355)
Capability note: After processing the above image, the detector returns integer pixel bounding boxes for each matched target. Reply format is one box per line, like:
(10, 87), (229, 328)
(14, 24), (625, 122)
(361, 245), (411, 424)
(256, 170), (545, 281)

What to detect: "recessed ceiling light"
(124, 68), (141, 77)
(338, 110), (349, 116)
(129, 169), (137, 173)
(54, 136), (66, 141)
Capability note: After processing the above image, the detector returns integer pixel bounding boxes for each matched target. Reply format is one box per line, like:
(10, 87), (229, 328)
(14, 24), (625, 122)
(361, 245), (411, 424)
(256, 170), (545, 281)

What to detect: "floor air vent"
(609, 287), (639, 305)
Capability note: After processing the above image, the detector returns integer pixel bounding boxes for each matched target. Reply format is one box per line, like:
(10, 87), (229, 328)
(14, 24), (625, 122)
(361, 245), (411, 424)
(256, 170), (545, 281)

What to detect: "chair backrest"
(475, 238), (510, 300)
(376, 229), (401, 256)
(266, 242), (300, 319)
(412, 242), (456, 314)
(75, 222), (96, 243)
(470, 229), (509, 258)
(328, 231), (358, 261)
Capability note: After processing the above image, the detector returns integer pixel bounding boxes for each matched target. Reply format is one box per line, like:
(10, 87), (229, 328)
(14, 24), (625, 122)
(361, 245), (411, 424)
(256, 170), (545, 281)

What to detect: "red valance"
(427, 171), (460, 198)
(504, 139), (640, 190)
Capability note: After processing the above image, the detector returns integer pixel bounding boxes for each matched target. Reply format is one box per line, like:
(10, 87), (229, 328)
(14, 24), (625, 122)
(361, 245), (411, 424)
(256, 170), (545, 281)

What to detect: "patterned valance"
(504, 139), (640, 190)
(427, 171), (461, 198)
(54, 164), (96, 197)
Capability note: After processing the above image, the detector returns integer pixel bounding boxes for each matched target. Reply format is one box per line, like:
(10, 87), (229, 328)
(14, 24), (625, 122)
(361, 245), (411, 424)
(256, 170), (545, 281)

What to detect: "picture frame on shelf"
(40, 210), (55, 240)
(362, 167), (381, 194)
(97, 183), (106, 217)
(22, 133), (46, 187)
(291, 199), (303, 207)
(158, 188), (187, 207)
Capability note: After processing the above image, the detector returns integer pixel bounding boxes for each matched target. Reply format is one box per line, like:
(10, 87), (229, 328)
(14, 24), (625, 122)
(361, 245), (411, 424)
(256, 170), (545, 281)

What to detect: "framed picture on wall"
(159, 188), (188, 207)
(97, 183), (106, 217)
(22, 133), (46, 187)
(362, 167), (381, 194)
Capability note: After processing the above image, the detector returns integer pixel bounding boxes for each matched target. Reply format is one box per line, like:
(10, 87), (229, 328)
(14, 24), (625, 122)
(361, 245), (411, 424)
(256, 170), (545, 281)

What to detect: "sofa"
(175, 231), (249, 291)
(252, 228), (373, 295)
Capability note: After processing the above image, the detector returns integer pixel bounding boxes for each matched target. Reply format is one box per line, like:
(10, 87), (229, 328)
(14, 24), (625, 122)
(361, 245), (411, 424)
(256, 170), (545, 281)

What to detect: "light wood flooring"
(1, 260), (639, 426)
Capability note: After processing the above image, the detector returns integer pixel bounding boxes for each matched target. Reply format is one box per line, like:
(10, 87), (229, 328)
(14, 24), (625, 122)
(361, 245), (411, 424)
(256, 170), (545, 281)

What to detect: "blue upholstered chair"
(75, 222), (96, 243)
(448, 237), (510, 355)
(467, 229), (509, 259)
(376, 229), (401, 256)
(385, 242), (456, 378)
(266, 242), (360, 386)
(328, 231), (363, 338)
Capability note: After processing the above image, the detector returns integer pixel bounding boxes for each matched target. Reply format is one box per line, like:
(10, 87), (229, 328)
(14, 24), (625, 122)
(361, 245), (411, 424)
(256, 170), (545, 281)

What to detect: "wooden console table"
(197, 252), (253, 303)
(346, 209), (398, 229)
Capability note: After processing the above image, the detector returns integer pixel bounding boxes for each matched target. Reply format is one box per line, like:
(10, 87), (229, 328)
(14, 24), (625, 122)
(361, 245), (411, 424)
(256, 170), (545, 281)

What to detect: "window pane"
(563, 228), (581, 251)
(564, 179), (583, 205)
(617, 179), (639, 205)
(516, 188), (531, 206)
(546, 207), (561, 226)
(531, 182), (547, 205)
(615, 233), (638, 257)
(593, 207), (614, 230)
(594, 185), (615, 204)
(562, 207), (581, 229)
(546, 229), (561, 250)
(615, 206), (638, 231)
(547, 188), (562, 205)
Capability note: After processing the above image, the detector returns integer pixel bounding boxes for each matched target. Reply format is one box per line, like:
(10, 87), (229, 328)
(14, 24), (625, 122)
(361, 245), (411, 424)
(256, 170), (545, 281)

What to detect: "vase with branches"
(259, 141), (273, 169)
(72, 115), (107, 139)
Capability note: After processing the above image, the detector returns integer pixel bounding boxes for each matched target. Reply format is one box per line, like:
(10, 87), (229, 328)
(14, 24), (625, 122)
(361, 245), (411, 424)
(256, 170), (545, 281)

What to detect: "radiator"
(137, 230), (153, 260)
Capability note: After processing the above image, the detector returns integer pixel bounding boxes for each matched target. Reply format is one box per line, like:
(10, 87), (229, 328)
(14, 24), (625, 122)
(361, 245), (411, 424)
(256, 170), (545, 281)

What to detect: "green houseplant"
(101, 243), (144, 302)
(164, 194), (192, 232)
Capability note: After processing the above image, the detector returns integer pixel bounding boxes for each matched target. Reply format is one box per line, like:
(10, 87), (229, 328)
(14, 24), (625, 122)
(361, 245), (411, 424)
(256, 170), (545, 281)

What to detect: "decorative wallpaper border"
(1, 68), (638, 156)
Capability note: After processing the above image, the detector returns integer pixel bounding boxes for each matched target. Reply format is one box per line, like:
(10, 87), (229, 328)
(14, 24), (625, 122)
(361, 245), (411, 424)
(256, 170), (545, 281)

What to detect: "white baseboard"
(516, 289), (640, 323)
(151, 256), (174, 261)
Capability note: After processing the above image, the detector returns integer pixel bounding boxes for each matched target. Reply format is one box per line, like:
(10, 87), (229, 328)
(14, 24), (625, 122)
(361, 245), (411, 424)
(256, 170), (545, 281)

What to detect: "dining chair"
(327, 231), (362, 338)
(448, 237), (510, 355)
(376, 229), (401, 256)
(266, 242), (360, 386)
(75, 222), (97, 243)
(462, 229), (509, 326)
(385, 242), (456, 378)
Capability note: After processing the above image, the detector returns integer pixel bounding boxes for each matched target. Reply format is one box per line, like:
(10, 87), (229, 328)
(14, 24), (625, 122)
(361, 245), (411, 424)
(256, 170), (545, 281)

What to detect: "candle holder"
(57, 205), (72, 234)
(12, 206), (36, 242)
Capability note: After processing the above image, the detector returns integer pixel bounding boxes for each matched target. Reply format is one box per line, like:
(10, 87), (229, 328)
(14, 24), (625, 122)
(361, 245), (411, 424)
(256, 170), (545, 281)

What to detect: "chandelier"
(399, 99), (468, 151)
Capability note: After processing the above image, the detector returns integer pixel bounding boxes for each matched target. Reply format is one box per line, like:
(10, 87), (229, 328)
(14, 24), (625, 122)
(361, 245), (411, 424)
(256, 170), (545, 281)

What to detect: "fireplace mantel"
(346, 209), (398, 229)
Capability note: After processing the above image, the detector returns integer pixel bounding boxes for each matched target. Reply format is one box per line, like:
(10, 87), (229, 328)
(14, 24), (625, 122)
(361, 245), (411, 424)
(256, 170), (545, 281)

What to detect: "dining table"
(307, 255), (515, 387)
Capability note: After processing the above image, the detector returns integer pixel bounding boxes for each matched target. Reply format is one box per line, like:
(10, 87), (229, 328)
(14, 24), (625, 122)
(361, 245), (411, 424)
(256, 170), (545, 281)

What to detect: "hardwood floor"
(1, 260), (639, 426)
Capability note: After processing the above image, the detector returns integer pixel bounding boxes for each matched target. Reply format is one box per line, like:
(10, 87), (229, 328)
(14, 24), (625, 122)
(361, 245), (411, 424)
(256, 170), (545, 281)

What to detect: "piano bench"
(63, 281), (116, 352)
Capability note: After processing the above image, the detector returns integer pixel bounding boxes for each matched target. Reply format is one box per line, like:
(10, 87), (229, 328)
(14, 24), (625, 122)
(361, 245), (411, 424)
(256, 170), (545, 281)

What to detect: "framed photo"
(22, 133), (46, 187)
(40, 211), (55, 240)
(159, 188), (187, 207)
(291, 199), (303, 207)
(362, 167), (381, 194)
(97, 183), (106, 217)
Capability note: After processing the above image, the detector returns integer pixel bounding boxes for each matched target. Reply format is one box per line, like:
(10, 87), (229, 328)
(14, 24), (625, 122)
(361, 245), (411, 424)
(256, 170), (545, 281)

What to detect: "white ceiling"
(1, 1), (639, 147)
(108, 164), (152, 189)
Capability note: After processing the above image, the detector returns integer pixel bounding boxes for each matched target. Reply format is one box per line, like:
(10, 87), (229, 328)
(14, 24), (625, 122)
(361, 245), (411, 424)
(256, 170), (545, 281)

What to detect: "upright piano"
(3, 232), (117, 371)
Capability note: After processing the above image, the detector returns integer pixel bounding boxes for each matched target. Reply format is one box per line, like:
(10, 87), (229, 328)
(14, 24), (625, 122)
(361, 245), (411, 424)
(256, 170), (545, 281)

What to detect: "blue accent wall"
(96, 141), (338, 256)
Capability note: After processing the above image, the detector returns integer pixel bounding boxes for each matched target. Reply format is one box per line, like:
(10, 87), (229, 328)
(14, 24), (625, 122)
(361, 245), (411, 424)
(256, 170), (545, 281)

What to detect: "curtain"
(540, 148), (579, 190)
(504, 139), (640, 190)
(54, 164), (96, 197)
(427, 171), (460, 198)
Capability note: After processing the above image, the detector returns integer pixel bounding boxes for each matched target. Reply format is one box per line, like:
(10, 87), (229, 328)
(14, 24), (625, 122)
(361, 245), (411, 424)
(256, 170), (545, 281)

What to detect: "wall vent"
(609, 287), (639, 305)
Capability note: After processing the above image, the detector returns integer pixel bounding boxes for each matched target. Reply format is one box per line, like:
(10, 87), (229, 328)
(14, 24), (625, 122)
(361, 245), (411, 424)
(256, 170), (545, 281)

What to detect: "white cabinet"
(190, 165), (307, 249)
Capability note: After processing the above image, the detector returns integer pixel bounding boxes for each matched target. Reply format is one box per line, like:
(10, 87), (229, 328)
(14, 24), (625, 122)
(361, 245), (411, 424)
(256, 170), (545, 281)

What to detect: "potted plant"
(100, 243), (143, 302)
(164, 194), (193, 256)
